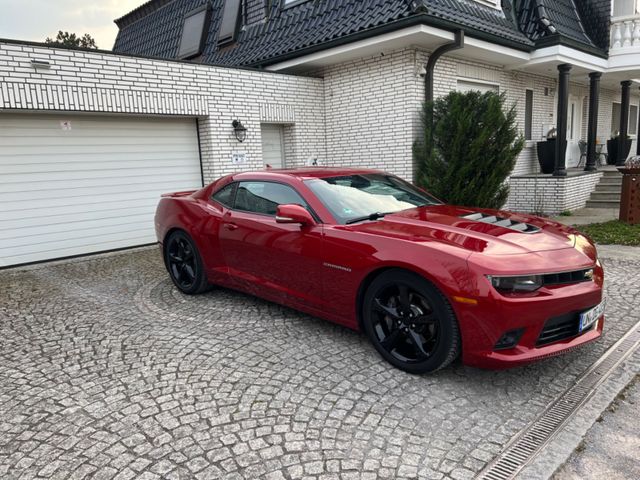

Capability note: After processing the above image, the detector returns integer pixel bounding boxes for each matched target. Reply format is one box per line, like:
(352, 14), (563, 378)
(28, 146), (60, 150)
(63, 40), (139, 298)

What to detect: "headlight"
(487, 274), (543, 293)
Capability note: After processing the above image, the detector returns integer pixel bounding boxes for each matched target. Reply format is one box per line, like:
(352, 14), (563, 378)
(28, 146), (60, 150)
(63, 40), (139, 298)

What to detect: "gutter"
(253, 13), (534, 69)
(534, 34), (609, 59)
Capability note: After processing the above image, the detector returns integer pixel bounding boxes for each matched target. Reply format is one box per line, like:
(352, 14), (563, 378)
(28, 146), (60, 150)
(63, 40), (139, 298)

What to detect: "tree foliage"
(45, 31), (98, 49)
(414, 90), (524, 209)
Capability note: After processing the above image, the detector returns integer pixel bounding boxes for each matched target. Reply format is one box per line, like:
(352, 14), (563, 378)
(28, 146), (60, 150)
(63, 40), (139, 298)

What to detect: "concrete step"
(586, 200), (621, 209)
(598, 179), (622, 186)
(590, 192), (621, 201)
(601, 170), (623, 177)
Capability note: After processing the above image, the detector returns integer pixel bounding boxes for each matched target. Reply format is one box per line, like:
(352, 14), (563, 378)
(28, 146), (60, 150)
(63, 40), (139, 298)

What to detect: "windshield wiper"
(345, 212), (390, 225)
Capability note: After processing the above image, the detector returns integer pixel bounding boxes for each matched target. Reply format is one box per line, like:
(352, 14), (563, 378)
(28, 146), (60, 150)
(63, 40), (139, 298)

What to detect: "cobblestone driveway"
(0, 247), (638, 480)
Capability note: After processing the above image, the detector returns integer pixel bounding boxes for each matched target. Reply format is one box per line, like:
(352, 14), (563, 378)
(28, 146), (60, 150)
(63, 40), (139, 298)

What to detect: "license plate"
(579, 301), (606, 333)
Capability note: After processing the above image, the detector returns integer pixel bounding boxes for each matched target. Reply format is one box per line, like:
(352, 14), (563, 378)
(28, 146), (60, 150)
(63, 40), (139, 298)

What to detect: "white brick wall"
(320, 49), (417, 180)
(507, 172), (603, 215)
(0, 41), (326, 183)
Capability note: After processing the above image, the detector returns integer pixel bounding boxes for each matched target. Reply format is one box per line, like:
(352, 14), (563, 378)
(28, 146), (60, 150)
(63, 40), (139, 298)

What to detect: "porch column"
(554, 64), (571, 177)
(618, 80), (632, 166)
(585, 72), (602, 171)
(637, 86), (640, 155)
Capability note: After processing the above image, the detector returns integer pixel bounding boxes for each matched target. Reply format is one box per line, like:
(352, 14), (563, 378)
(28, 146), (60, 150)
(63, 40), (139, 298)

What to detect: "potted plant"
(606, 132), (632, 165)
(536, 127), (564, 174)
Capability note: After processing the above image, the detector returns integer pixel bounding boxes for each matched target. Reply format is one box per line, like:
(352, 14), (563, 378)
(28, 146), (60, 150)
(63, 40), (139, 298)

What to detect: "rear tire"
(362, 269), (460, 374)
(164, 230), (210, 295)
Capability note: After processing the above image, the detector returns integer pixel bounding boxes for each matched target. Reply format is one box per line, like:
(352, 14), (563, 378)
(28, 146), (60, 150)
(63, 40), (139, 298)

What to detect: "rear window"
(212, 183), (236, 207)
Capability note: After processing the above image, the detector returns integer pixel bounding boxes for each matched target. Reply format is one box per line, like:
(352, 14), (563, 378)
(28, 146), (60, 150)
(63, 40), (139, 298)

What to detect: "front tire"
(164, 230), (210, 295)
(362, 269), (460, 374)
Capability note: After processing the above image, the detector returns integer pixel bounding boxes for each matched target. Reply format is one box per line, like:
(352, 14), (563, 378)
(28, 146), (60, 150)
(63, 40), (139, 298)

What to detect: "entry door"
(566, 96), (583, 167)
(261, 124), (285, 168)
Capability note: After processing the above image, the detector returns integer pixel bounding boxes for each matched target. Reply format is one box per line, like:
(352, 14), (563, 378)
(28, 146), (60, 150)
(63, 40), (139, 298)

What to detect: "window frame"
(282, 0), (311, 9)
(455, 78), (500, 94)
(211, 181), (238, 208)
(211, 180), (320, 221)
(524, 89), (534, 141)
(612, 101), (639, 138)
(177, 5), (212, 60)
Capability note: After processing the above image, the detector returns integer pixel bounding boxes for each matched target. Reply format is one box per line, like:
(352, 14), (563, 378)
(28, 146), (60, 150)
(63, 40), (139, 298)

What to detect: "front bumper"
(455, 269), (604, 369)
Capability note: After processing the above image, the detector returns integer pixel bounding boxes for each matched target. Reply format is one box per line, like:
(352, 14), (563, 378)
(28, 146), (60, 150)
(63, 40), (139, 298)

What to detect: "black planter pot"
(606, 137), (632, 165)
(536, 139), (566, 174)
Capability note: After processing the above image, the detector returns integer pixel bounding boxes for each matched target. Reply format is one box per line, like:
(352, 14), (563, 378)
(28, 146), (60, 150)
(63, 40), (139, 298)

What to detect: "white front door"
(261, 124), (285, 169)
(566, 95), (583, 167)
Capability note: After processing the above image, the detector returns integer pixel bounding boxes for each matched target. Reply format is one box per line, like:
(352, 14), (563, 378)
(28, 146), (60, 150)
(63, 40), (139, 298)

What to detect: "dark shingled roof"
(112, 0), (607, 68)
(516, 0), (608, 55)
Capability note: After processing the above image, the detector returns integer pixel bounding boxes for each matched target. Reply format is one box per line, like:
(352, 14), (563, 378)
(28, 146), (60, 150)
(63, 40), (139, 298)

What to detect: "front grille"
(537, 312), (581, 346)
(543, 269), (593, 286)
(537, 307), (597, 346)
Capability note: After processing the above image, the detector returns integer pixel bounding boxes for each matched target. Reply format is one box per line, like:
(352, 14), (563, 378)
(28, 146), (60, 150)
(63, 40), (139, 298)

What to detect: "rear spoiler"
(161, 190), (198, 198)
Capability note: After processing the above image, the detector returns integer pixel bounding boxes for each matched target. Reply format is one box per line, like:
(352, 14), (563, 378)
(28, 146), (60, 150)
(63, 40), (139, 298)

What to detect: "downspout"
(425, 30), (464, 103)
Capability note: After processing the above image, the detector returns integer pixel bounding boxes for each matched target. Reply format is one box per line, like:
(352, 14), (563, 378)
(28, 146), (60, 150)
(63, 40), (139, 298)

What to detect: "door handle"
(224, 223), (238, 231)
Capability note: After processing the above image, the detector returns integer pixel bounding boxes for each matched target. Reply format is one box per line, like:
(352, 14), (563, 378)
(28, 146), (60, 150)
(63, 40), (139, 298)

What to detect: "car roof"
(232, 167), (386, 181)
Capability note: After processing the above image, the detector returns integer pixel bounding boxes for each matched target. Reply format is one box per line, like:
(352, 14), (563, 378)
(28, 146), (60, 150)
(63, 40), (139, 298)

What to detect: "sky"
(0, 0), (144, 50)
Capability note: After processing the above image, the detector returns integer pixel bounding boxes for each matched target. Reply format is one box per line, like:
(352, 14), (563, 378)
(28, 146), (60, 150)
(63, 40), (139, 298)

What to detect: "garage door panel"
(2, 215), (156, 246)
(2, 234), (154, 268)
(0, 143), (197, 156)
(0, 152), (199, 166)
(2, 204), (157, 230)
(2, 160), (200, 174)
(0, 114), (202, 266)
(0, 180), (197, 202)
(1, 167), (202, 183)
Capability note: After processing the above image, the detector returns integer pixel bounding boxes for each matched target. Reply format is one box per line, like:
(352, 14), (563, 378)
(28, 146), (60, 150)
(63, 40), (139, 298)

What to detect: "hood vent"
(460, 212), (541, 234)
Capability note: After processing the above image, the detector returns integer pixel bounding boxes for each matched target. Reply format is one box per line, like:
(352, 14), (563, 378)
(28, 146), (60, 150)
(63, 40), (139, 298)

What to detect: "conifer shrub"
(415, 91), (524, 209)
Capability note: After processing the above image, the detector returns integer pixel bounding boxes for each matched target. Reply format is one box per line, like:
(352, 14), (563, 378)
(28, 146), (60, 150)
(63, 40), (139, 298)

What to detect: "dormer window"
(218, 0), (242, 46)
(283, 0), (310, 8)
(472, 0), (501, 9)
(177, 6), (211, 59)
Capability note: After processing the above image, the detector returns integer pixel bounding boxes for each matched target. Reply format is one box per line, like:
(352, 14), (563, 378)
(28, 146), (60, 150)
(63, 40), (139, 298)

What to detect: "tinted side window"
(212, 183), (236, 207)
(235, 182), (306, 216)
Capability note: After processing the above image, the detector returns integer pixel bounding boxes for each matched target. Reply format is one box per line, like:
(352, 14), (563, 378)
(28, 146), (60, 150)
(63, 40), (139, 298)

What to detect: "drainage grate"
(476, 319), (640, 480)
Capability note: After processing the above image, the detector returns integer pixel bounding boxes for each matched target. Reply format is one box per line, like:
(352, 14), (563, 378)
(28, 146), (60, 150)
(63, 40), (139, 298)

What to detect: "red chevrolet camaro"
(155, 168), (605, 373)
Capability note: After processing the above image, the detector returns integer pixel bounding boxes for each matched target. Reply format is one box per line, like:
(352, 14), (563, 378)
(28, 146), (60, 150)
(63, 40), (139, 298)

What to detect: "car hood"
(347, 205), (590, 256)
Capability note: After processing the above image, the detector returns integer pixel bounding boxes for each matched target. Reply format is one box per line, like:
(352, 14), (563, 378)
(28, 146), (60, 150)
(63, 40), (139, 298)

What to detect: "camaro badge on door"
(323, 262), (352, 273)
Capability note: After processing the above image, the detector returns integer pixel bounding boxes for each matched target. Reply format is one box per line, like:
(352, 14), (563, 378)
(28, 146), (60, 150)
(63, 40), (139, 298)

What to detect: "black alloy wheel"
(363, 270), (460, 373)
(164, 230), (210, 295)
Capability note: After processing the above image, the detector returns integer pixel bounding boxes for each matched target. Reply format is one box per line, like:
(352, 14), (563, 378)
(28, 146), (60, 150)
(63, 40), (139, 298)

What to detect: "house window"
(525, 89), (534, 141)
(613, 0), (640, 17)
(218, 0), (242, 46)
(177, 6), (211, 59)
(612, 102), (639, 137)
(456, 79), (499, 94)
(471, 0), (501, 9)
(282, 0), (310, 8)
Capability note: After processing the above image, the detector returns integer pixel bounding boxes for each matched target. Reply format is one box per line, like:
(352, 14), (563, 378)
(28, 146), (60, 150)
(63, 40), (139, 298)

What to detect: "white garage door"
(0, 114), (203, 267)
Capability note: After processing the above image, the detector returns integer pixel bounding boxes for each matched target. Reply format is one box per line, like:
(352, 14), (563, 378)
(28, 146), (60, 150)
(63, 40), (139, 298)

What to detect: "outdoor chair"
(577, 140), (587, 167)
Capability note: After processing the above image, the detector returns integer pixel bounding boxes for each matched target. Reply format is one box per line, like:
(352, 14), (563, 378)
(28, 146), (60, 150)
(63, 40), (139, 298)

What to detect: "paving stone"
(0, 249), (637, 479)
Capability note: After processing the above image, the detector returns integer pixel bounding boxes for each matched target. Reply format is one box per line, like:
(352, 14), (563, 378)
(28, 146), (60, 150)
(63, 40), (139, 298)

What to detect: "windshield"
(305, 174), (441, 225)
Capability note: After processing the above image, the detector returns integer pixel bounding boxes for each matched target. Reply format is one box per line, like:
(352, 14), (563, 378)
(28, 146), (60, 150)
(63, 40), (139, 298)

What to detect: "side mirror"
(276, 204), (315, 226)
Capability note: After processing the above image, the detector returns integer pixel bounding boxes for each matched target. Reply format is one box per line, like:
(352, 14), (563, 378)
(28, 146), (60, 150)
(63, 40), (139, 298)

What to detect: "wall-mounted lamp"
(30, 59), (51, 69)
(232, 120), (247, 142)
